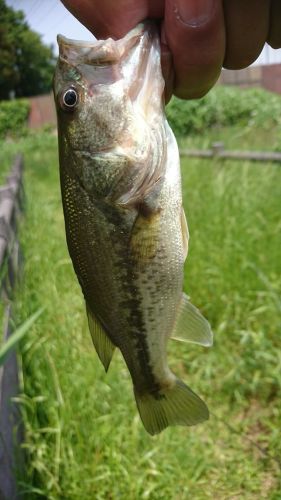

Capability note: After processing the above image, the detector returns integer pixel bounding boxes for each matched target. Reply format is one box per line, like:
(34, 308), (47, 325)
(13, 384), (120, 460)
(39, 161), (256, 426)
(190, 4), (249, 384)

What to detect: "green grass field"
(2, 126), (281, 499)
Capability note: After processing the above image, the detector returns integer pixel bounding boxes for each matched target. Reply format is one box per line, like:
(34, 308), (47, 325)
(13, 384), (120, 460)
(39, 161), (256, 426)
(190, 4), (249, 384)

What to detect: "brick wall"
(219, 63), (281, 94)
(28, 93), (57, 129)
(219, 66), (262, 88)
(261, 64), (281, 94)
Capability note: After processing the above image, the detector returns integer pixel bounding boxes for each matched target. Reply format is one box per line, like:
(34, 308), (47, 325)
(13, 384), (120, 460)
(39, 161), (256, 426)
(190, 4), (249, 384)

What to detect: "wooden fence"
(0, 155), (24, 500)
(180, 142), (281, 163)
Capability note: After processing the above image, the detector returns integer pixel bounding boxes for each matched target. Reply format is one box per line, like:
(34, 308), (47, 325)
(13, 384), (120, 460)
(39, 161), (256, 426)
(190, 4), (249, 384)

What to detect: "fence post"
(0, 305), (23, 500)
(211, 142), (224, 157)
(0, 154), (24, 500)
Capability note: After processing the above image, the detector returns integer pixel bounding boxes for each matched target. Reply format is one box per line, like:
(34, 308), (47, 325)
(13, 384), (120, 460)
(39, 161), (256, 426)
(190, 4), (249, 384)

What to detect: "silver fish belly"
(53, 22), (213, 435)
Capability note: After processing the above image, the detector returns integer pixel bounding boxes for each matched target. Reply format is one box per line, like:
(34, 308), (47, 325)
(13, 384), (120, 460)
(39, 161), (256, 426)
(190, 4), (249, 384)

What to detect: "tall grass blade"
(0, 307), (45, 367)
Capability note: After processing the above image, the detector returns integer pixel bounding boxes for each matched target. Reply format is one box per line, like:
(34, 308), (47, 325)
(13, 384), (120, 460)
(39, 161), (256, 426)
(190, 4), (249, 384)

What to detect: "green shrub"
(166, 86), (281, 137)
(0, 98), (30, 139)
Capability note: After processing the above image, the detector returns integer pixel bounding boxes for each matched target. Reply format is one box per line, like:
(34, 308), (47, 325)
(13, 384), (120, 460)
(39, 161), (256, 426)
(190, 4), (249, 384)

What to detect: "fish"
(53, 22), (213, 435)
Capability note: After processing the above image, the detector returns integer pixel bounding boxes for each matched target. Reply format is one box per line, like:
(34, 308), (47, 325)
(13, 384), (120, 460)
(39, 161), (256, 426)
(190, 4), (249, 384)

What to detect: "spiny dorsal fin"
(171, 293), (213, 347)
(86, 305), (115, 371)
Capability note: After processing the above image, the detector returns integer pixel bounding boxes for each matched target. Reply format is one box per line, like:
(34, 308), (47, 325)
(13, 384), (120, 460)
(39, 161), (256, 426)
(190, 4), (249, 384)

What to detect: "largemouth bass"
(53, 22), (213, 435)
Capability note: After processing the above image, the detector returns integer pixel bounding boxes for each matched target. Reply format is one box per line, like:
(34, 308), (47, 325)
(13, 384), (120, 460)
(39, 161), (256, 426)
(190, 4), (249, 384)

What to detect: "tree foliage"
(0, 98), (30, 138)
(0, 0), (56, 99)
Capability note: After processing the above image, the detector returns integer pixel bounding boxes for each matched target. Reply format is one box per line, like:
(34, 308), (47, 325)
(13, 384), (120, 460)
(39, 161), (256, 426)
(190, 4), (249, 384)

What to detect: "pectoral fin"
(130, 210), (161, 265)
(171, 293), (213, 347)
(86, 305), (115, 371)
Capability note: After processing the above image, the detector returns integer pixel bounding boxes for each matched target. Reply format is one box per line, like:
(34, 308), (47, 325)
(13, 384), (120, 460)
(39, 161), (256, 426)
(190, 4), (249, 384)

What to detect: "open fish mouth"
(56, 22), (165, 123)
(57, 24), (147, 66)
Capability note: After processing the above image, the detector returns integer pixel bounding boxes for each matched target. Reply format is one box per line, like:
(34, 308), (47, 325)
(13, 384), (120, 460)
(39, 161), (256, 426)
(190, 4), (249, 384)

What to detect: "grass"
(177, 122), (281, 152)
(2, 125), (281, 499)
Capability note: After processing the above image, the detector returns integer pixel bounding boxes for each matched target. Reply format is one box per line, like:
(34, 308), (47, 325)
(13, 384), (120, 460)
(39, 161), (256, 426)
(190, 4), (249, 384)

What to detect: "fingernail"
(175, 0), (215, 27)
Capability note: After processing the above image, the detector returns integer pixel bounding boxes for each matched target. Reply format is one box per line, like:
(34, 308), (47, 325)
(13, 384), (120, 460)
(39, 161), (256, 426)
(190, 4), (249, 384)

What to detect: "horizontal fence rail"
(180, 142), (281, 163)
(0, 154), (24, 500)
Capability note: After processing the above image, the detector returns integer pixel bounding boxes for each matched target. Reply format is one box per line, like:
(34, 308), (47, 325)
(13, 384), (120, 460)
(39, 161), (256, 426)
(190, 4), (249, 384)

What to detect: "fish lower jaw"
(73, 141), (132, 154)
(73, 148), (115, 157)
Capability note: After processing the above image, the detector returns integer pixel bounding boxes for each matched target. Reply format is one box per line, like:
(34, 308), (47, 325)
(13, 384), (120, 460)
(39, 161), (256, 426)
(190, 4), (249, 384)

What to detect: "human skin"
(60, 0), (281, 101)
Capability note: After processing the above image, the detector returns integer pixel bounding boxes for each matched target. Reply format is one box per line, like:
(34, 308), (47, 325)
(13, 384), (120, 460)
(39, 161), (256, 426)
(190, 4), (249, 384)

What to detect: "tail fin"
(134, 379), (209, 435)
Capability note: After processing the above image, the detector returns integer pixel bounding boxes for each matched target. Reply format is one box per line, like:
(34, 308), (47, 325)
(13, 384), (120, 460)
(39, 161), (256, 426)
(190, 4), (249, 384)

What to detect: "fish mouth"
(57, 24), (145, 48)
(56, 21), (163, 114)
(57, 24), (147, 65)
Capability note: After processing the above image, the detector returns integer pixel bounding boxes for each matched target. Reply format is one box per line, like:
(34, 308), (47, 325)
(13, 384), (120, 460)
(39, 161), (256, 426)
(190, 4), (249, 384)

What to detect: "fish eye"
(62, 88), (78, 109)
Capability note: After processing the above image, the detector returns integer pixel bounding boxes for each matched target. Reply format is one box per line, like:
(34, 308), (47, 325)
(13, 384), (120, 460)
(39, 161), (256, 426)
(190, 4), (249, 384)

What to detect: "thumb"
(164, 0), (225, 99)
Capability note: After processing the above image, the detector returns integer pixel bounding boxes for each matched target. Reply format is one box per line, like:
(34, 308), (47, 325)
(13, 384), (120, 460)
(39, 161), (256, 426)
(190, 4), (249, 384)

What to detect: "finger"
(60, 0), (148, 39)
(223, 0), (271, 69)
(60, 0), (164, 39)
(164, 0), (225, 100)
(267, 0), (281, 48)
(160, 24), (174, 103)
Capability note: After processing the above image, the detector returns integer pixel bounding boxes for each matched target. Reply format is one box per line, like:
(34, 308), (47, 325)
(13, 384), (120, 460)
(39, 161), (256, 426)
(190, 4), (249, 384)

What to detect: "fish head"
(53, 24), (165, 153)
(53, 24), (166, 201)
(53, 36), (133, 152)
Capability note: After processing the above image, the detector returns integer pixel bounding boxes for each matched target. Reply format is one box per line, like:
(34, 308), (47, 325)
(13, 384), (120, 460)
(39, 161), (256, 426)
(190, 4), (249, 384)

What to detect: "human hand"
(61, 0), (281, 101)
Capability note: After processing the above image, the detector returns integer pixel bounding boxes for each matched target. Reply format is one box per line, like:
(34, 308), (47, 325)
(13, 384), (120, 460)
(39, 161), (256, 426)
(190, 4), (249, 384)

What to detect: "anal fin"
(86, 305), (115, 372)
(171, 293), (213, 347)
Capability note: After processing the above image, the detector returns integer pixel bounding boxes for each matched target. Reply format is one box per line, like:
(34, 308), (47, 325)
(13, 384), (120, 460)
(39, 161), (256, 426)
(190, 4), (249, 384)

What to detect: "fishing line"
(33, 0), (60, 30)
(24, 0), (42, 19)
(210, 410), (281, 468)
